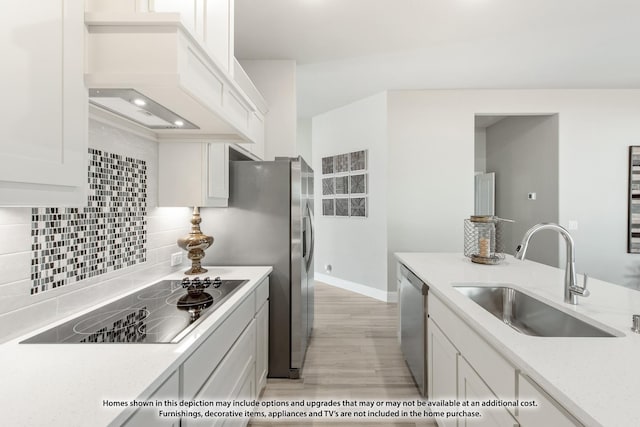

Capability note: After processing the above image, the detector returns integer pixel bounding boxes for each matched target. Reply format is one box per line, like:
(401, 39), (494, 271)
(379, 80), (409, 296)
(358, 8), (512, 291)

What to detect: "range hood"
(85, 12), (264, 141)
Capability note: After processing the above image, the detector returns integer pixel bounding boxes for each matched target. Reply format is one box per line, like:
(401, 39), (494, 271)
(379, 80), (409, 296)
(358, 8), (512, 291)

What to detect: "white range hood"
(85, 12), (266, 142)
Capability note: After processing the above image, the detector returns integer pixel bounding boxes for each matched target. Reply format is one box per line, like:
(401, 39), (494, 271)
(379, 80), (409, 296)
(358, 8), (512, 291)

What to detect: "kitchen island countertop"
(0, 266), (272, 427)
(395, 252), (640, 427)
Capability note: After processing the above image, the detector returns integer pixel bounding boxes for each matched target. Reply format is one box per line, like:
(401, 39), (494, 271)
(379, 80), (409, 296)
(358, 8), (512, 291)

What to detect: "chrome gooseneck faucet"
(514, 223), (589, 305)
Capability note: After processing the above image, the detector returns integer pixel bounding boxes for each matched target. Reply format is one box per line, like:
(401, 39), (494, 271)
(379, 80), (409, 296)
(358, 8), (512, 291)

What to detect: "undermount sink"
(453, 284), (620, 337)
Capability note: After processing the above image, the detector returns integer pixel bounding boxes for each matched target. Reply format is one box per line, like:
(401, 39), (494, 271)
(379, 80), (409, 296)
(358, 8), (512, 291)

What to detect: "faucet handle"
(571, 274), (590, 297)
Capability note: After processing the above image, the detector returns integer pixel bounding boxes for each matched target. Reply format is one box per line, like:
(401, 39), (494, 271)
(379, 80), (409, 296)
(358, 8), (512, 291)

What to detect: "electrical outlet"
(170, 252), (183, 267)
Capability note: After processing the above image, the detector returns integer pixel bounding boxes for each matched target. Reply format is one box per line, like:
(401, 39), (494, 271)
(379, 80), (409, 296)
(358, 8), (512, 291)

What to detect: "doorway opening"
(474, 114), (560, 267)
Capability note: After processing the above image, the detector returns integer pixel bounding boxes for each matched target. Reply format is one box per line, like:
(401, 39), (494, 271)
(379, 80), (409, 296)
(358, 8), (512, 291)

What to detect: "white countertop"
(0, 266), (272, 427)
(395, 252), (640, 427)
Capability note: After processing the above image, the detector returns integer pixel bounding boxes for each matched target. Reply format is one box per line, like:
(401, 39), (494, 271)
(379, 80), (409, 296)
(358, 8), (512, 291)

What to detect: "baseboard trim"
(314, 273), (397, 303)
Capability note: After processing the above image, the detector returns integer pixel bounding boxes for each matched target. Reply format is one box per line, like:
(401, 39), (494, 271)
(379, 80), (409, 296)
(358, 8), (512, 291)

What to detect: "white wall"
(474, 128), (486, 173)
(0, 118), (191, 342)
(240, 60), (297, 160)
(297, 118), (313, 165)
(486, 115), (560, 267)
(387, 89), (640, 288)
(312, 93), (390, 300)
(387, 91), (475, 290)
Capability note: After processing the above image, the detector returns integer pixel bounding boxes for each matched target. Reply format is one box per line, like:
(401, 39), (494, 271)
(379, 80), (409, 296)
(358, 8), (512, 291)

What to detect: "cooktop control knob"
(203, 277), (212, 286)
(191, 277), (202, 286)
(181, 277), (191, 287)
(212, 276), (222, 288)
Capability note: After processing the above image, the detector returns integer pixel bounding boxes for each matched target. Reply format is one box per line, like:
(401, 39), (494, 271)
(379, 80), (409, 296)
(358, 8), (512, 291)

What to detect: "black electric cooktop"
(21, 278), (248, 344)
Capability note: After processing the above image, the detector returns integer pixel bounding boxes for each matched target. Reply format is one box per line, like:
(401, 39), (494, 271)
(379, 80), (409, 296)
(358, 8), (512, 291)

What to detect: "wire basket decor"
(463, 216), (511, 265)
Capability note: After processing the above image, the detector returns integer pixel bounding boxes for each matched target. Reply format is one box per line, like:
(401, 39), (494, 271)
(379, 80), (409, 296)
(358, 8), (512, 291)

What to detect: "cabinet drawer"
(430, 294), (516, 404)
(518, 374), (582, 427)
(183, 292), (256, 399)
(184, 320), (256, 427)
(255, 277), (269, 311)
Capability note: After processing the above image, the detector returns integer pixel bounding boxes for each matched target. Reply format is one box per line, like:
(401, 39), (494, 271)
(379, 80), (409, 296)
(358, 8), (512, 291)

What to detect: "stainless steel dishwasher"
(399, 263), (429, 397)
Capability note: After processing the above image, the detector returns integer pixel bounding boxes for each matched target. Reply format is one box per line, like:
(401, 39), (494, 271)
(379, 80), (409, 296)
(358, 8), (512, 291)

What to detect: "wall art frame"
(629, 146), (640, 253)
(321, 149), (368, 218)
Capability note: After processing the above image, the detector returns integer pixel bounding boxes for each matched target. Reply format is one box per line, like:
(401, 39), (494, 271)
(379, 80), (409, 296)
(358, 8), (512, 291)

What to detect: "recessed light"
(133, 98), (146, 106)
(174, 120), (184, 127)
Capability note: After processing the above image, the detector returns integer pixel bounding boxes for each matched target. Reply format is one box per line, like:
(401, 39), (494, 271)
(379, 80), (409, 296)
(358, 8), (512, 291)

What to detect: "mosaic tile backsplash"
(30, 148), (147, 294)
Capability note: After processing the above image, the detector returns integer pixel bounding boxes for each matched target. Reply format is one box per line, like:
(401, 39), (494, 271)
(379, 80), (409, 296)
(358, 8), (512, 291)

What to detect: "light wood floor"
(249, 282), (437, 426)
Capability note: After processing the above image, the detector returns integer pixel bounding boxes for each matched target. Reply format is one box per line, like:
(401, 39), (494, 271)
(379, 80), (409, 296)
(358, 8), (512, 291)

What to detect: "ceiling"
(235, 0), (640, 118)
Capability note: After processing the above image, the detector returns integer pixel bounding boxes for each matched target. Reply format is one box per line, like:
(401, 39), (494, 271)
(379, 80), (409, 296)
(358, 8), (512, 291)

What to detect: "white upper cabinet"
(151, 0), (233, 72)
(0, 0), (87, 206)
(85, 0), (267, 145)
(158, 142), (257, 208)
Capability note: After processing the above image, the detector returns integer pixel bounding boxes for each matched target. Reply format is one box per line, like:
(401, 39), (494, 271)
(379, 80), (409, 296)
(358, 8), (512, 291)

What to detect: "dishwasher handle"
(400, 264), (428, 295)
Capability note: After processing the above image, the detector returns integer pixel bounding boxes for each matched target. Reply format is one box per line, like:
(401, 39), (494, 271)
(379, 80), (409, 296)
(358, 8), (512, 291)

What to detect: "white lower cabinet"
(457, 356), (518, 427)
(184, 320), (256, 427)
(182, 291), (256, 399)
(123, 371), (180, 427)
(518, 374), (582, 427)
(254, 276), (269, 395)
(255, 299), (269, 394)
(428, 319), (458, 427)
(429, 295), (518, 427)
(125, 276), (269, 427)
(428, 293), (584, 427)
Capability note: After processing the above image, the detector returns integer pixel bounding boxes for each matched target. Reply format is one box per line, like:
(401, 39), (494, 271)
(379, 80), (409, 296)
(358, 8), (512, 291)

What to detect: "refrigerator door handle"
(302, 220), (308, 259)
(305, 203), (315, 273)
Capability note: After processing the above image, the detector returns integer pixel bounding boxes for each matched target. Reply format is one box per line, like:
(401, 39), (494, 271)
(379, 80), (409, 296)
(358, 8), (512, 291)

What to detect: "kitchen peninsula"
(396, 252), (640, 427)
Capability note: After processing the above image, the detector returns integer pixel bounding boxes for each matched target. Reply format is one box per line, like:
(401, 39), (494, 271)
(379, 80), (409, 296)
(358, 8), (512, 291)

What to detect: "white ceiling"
(235, 0), (640, 118)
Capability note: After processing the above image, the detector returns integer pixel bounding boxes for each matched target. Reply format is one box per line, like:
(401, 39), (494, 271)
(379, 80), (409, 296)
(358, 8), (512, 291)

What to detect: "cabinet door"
(256, 300), (269, 394)
(518, 374), (581, 427)
(123, 371), (180, 427)
(457, 356), (518, 427)
(158, 141), (229, 207)
(204, 143), (229, 206)
(0, 0), (87, 206)
(429, 319), (458, 427)
(151, 0), (233, 71)
(397, 263), (403, 341)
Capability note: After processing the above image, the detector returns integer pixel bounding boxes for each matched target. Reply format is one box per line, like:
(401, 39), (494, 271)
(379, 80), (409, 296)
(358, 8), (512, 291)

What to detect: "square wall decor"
(350, 174), (366, 194)
(334, 154), (350, 173)
(322, 177), (334, 196)
(335, 198), (349, 216)
(321, 150), (368, 218)
(350, 197), (367, 217)
(322, 199), (335, 216)
(350, 150), (366, 171)
(335, 175), (349, 195)
(322, 157), (334, 174)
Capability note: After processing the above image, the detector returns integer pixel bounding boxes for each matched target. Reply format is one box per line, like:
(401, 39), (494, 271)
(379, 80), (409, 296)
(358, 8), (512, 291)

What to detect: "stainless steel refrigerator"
(202, 156), (314, 379)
